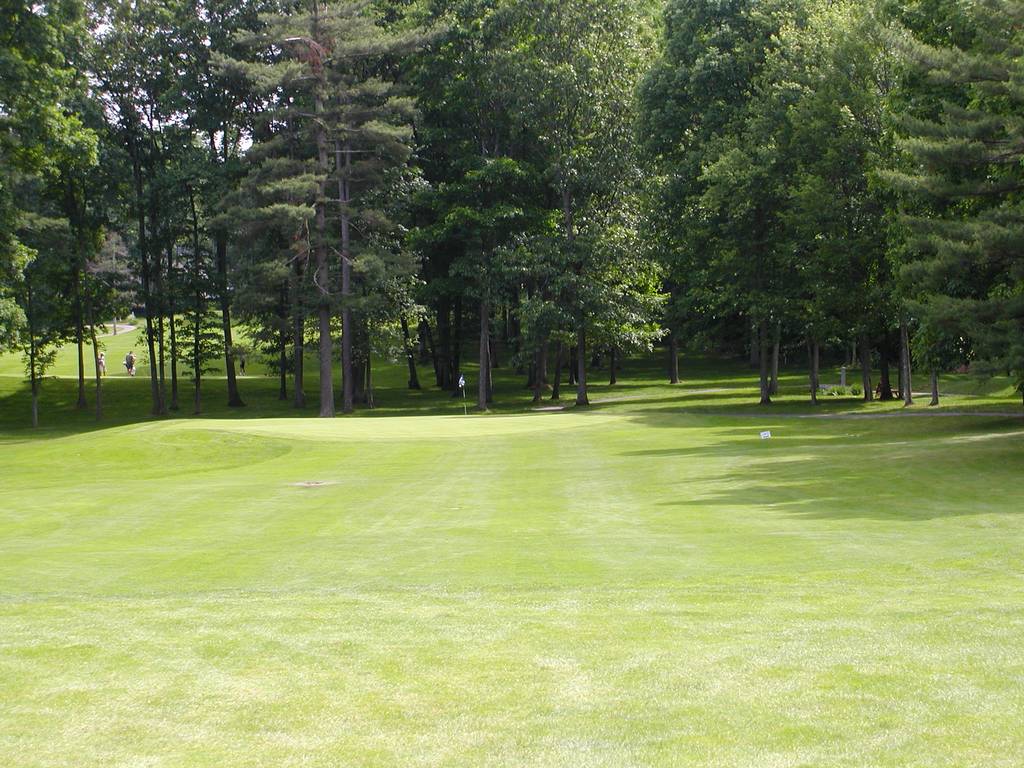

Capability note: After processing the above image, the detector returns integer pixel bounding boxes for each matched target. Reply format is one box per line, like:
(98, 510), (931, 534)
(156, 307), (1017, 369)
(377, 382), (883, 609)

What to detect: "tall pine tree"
(222, 0), (424, 416)
(887, 0), (1024, 402)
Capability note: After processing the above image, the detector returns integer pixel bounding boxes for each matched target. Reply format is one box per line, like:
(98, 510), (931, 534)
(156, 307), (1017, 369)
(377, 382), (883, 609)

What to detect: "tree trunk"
(422, 318), (439, 385)
(533, 340), (548, 403)
(291, 257), (305, 409)
(418, 319), (431, 363)
(340, 298), (354, 412)
(550, 343), (563, 401)
(316, 301), (333, 416)
(157, 303), (167, 413)
(489, 332), (500, 370)
(292, 319), (305, 408)
(144, 303), (163, 415)
(29, 310), (39, 427)
(75, 268), (87, 410)
(31, 363), (38, 428)
(364, 350), (374, 409)
(769, 322), (780, 396)
(568, 346), (577, 386)
(669, 332), (680, 384)
(452, 294), (463, 389)
(187, 183), (203, 415)
(609, 347), (618, 386)
(192, 300), (202, 416)
(190, 272), (201, 417)
(749, 321), (759, 368)
(575, 324), (589, 406)
(339, 140), (354, 415)
(130, 142), (164, 417)
(437, 302), (451, 389)
(168, 315), (178, 410)
(758, 321), (771, 405)
(75, 318), (87, 408)
(901, 321), (914, 407)
(400, 315), (421, 390)
(511, 294), (523, 373)
(313, 72), (333, 417)
(486, 337), (494, 404)
(278, 320), (288, 402)
(878, 339), (894, 401)
(216, 236), (243, 408)
(353, 358), (365, 402)
(930, 369), (939, 406)
(90, 318), (102, 421)
(809, 339), (820, 406)
(478, 300), (489, 411)
(308, 0), (332, 416)
(860, 337), (873, 402)
(167, 245), (178, 411)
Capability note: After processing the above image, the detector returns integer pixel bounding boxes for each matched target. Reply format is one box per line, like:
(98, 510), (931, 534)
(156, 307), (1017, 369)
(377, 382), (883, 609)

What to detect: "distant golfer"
(98, 353), (106, 376)
(125, 351), (136, 376)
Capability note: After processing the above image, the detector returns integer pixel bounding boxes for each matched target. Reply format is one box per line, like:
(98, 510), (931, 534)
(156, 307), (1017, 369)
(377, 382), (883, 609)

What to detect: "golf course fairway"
(2, 381), (1023, 766)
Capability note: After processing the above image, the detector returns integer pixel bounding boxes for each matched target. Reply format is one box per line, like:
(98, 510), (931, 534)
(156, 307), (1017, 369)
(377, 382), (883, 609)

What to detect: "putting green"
(2, 370), (1024, 767)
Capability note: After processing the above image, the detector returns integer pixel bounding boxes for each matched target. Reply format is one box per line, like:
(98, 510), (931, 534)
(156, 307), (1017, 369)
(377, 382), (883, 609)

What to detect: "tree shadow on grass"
(613, 394), (1024, 425)
(0, 352), (774, 436)
(634, 420), (1024, 521)
(1, 348), (1020, 438)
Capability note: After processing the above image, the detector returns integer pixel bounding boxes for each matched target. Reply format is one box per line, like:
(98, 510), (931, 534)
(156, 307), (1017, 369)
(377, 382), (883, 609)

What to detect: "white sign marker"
(760, 431), (772, 440)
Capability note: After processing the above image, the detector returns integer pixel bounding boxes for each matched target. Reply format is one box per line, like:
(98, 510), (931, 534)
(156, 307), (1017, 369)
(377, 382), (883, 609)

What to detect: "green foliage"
(413, 157), (545, 302)
(639, 0), (792, 346)
(5, 0), (1024, 415)
(15, 221), (73, 392)
(886, 0), (1024, 393)
(178, 309), (223, 381)
(0, 0), (98, 354)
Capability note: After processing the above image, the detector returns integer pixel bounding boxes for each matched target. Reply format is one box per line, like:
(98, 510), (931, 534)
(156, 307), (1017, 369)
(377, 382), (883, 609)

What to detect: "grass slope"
(1, 335), (1023, 766)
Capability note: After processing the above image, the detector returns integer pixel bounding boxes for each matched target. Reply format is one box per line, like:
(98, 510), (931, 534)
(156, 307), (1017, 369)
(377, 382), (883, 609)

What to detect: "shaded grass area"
(2, 335), (1024, 766)
(1, 324), (1021, 433)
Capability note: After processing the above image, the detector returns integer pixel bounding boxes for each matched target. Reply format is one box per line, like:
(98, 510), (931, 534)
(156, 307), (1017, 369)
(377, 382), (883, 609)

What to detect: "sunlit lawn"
(1, 328), (1023, 766)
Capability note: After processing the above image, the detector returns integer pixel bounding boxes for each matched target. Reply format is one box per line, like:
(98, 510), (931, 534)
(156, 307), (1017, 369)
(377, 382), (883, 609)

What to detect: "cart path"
(98, 324), (137, 337)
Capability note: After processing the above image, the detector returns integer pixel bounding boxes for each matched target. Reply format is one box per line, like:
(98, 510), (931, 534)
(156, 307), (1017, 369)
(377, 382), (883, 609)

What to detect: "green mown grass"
(1, 330), (1023, 766)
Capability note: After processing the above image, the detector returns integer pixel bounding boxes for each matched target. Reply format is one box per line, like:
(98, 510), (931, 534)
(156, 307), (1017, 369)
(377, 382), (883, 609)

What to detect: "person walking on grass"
(125, 350), (136, 377)
(98, 353), (106, 377)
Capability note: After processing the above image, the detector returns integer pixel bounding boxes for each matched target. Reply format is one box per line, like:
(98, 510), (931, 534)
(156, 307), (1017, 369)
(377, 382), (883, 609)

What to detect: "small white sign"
(760, 431), (772, 440)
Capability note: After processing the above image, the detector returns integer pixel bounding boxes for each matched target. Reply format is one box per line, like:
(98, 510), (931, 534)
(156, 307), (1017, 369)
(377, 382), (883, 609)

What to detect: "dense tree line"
(3, 0), (1023, 424)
